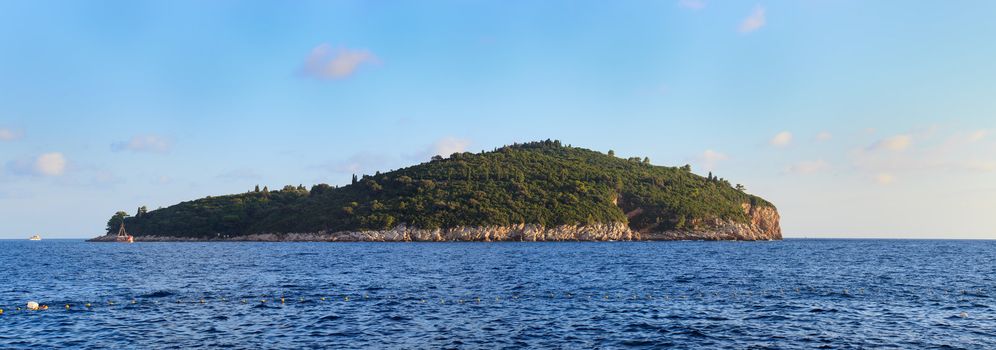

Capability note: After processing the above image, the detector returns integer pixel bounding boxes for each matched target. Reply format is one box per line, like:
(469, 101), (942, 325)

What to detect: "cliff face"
(89, 203), (780, 242)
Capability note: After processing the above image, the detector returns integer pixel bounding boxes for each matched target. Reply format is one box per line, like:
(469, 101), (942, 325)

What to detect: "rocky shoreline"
(88, 208), (781, 242)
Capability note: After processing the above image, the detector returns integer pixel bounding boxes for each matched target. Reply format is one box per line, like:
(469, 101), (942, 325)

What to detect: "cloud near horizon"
(112, 135), (172, 153)
(738, 6), (766, 33)
(302, 43), (379, 80)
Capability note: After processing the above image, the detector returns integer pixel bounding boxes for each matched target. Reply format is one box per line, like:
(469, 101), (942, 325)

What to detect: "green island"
(91, 140), (780, 242)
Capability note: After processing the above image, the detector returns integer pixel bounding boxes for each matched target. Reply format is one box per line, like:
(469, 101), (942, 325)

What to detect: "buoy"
(200, 299), (206, 304)
(85, 303), (91, 308)
(40, 305), (48, 310)
(0, 308), (3, 315)
(27, 301), (40, 310)
(241, 299), (247, 303)
(321, 297), (326, 301)
(132, 300), (137, 304)
(344, 296), (349, 301)
(280, 298), (285, 304)
(66, 304), (70, 310)
(959, 312), (969, 318)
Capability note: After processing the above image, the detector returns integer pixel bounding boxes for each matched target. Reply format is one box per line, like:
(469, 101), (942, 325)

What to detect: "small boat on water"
(116, 223), (134, 243)
(28, 235), (41, 241)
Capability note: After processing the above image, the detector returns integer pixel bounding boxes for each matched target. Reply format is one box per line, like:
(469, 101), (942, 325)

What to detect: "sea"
(0, 239), (993, 349)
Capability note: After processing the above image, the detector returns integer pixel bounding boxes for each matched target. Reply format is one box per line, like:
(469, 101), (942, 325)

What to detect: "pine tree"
(254, 185), (260, 192)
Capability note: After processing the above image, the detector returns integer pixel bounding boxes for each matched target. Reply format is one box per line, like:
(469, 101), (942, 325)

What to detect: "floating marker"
(0, 308), (4, 315)
(66, 304), (70, 310)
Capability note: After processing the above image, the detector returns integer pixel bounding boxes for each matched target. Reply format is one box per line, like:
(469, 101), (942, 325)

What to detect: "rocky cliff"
(90, 204), (780, 242)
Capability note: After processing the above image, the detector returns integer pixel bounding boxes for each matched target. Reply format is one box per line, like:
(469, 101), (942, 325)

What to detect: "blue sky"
(2, 0), (995, 238)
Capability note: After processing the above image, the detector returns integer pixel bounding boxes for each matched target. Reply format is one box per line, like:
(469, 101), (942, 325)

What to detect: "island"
(89, 140), (780, 242)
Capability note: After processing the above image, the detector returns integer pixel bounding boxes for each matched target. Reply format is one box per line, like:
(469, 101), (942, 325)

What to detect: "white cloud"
(868, 134), (913, 152)
(786, 160), (830, 175)
(697, 149), (729, 171)
(874, 173), (895, 185)
(36, 152), (66, 176)
(678, 0), (706, 10)
(769, 131), (793, 147)
(302, 43), (378, 80)
(7, 152), (67, 177)
(738, 5), (766, 33)
(112, 135), (172, 153)
(816, 131), (832, 142)
(967, 130), (989, 142)
(0, 128), (22, 141)
(431, 137), (472, 158)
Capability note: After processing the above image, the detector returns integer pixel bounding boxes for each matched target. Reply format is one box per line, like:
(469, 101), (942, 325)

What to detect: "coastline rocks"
(88, 205), (781, 242)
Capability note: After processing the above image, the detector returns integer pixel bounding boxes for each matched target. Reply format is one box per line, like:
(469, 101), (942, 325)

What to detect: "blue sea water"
(0, 239), (993, 349)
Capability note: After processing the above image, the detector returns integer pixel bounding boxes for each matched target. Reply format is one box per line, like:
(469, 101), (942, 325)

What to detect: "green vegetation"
(111, 140), (773, 238)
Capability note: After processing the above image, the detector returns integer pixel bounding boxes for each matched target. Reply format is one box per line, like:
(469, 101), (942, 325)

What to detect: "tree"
(136, 206), (148, 217)
(254, 185), (260, 192)
(431, 155), (444, 162)
(680, 164), (692, 172)
(642, 157), (650, 165)
(262, 186), (270, 196)
(708, 172), (713, 181)
(351, 174), (358, 185)
(607, 150), (615, 157)
(735, 184), (746, 192)
(106, 211), (130, 233)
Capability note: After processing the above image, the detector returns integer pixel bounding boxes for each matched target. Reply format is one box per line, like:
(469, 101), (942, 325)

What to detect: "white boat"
(29, 235), (41, 241)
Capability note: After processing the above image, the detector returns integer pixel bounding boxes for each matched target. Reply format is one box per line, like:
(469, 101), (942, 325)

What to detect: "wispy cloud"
(677, 0), (706, 10)
(405, 137), (473, 161)
(867, 134), (913, 152)
(786, 160), (830, 175)
(301, 43), (379, 80)
(695, 149), (728, 171)
(738, 5), (766, 33)
(874, 173), (895, 185)
(320, 152), (392, 174)
(112, 135), (172, 153)
(967, 129), (989, 142)
(6, 152), (67, 177)
(769, 131), (793, 147)
(431, 137), (471, 158)
(0, 128), (22, 141)
(816, 131), (832, 142)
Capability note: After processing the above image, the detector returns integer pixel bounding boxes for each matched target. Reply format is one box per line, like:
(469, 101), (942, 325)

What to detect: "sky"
(1, 0), (995, 239)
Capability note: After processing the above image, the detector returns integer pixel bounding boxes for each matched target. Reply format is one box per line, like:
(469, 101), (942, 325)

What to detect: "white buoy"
(27, 301), (40, 311)
(959, 311), (969, 318)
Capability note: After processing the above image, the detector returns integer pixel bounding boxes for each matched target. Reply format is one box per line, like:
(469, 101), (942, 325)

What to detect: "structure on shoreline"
(116, 222), (134, 243)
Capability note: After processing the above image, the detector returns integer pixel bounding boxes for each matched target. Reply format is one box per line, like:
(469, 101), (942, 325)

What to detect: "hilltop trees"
(106, 211), (129, 232)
